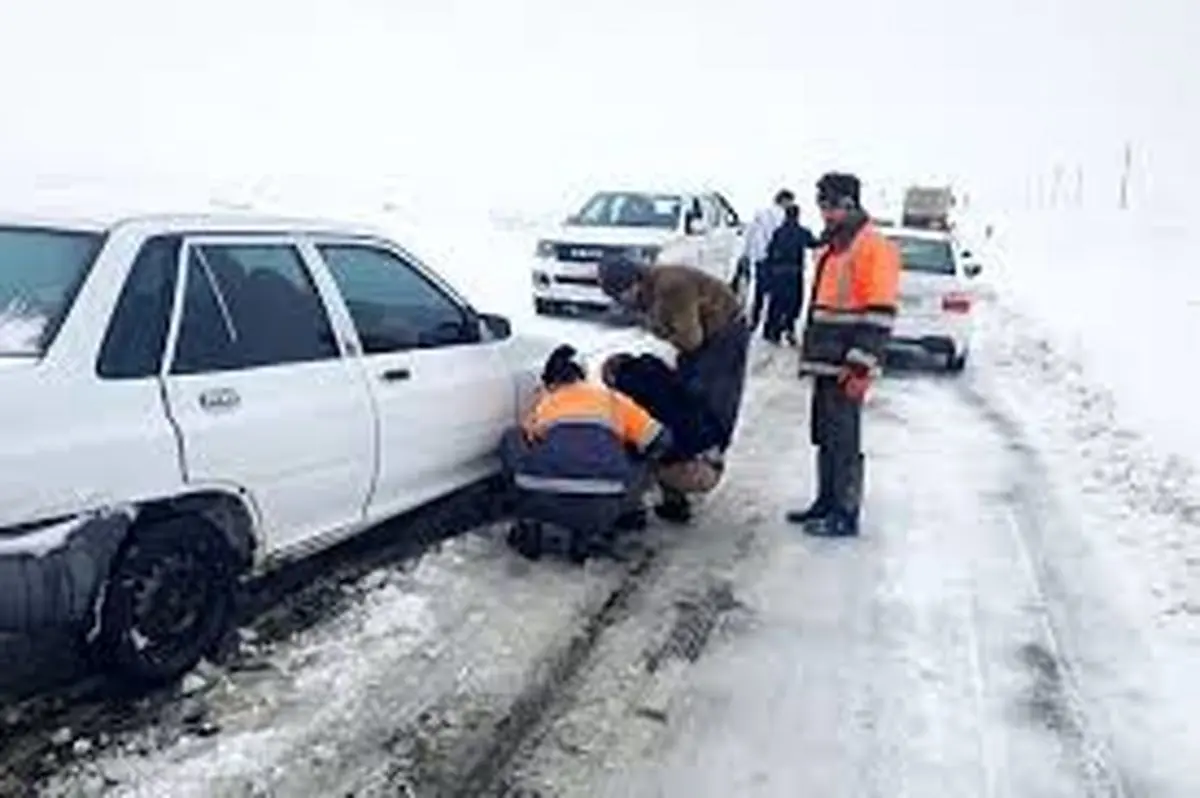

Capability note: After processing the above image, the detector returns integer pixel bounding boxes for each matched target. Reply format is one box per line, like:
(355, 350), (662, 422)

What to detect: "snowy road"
(21, 297), (1200, 797)
(502, 360), (1134, 797)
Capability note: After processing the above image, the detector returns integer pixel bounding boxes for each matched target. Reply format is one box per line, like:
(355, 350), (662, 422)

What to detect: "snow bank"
(983, 208), (1200, 465)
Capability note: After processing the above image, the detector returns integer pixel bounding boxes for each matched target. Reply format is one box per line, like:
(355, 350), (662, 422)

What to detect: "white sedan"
(0, 212), (566, 684)
(881, 226), (982, 372)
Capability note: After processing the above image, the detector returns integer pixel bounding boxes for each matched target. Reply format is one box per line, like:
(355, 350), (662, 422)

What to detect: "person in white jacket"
(736, 189), (795, 332)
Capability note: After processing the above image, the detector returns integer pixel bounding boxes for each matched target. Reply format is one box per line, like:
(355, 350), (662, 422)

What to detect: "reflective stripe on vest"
(810, 307), (896, 330)
(513, 474), (627, 495)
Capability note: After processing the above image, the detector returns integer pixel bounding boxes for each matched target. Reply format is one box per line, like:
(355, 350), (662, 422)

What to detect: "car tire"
(946, 350), (968, 374)
(94, 515), (238, 687)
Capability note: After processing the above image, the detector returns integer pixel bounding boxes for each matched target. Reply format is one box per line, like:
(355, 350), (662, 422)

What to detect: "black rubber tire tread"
(94, 515), (237, 687)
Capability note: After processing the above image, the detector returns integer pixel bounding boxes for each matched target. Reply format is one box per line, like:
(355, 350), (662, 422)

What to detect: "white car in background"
(0, 213), (554, 685)
(531, 189), (743, 316)
(881, 226), (982, 372)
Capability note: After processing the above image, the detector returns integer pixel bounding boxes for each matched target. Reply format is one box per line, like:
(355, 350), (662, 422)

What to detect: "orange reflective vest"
(516, 382), (665, 495)
(799, 222), (900, 376)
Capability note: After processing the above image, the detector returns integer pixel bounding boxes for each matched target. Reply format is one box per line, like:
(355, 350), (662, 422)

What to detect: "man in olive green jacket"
(598, 258), (751, 522)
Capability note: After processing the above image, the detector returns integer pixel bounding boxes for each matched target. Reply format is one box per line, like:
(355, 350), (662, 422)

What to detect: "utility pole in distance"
(1119, 141), (1132, 210)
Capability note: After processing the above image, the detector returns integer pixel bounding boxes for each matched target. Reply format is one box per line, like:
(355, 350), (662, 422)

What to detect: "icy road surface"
(33, 294), (1200, 797)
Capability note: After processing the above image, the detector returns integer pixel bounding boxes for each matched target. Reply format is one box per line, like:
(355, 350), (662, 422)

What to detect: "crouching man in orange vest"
(789, 172), (900, 537)
(502, 345), (672, 562)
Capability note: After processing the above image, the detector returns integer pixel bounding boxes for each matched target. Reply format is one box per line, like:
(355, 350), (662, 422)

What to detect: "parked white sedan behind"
(881, 226), (982, 372)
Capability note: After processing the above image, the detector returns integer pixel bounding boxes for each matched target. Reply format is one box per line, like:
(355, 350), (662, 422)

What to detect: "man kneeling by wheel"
(500, 345), (672, 563)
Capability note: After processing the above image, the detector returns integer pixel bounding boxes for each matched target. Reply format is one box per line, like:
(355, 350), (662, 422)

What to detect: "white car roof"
(582, 187), (723, 199)
(0, 210), (390, 240)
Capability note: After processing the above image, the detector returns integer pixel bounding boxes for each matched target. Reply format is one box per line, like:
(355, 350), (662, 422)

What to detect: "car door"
(310, 239), (517, 523)
(161, 237), (377, 557)
(707, 192), (743, 282)
(693, 194), (728, 281)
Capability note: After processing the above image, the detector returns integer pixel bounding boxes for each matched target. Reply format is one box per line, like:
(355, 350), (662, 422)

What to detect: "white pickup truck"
(0, 214), (552, 684)
(531, 189), (744, 315)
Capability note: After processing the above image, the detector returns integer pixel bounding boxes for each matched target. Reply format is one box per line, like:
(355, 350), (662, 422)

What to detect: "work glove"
(837, 363), (872, 403)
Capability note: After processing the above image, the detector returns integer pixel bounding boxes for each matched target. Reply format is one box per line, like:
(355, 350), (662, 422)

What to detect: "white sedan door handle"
(199, 387), (241, 412)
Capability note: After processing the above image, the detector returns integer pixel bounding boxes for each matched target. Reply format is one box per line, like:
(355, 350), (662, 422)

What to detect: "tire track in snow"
(953, 380), (1134, 798)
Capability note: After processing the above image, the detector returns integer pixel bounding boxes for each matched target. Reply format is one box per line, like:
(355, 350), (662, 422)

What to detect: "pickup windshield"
(568, 192), (682, 229)
(891, 236), (956, 275)
(0, 228), (105, 356)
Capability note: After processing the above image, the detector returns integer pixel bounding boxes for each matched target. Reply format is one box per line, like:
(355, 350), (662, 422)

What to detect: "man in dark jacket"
(597, 259), (750, 523)
(762, 204), (821, 345)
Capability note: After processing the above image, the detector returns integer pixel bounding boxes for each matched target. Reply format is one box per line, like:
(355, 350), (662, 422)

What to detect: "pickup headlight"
(627, 246), (661, 265)
(535, 240), (558, 258)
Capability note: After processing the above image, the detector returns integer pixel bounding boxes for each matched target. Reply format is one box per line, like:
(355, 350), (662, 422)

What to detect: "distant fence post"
(1119, 142), (1132, 210)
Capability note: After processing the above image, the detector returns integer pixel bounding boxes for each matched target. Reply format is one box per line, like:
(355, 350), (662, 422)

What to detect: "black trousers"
(499, 428), (646, 536)
(810, 376), (864, 516)
(677, 317), (751, 452)
(764, 267), (802, 341)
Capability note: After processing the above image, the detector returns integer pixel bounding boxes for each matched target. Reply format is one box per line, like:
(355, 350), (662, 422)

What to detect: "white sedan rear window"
(891, 237), (955, 275)
(0, 228), (104, 356)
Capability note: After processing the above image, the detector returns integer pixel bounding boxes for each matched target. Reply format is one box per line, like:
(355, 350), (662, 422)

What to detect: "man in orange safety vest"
(789, 172), (900, 537)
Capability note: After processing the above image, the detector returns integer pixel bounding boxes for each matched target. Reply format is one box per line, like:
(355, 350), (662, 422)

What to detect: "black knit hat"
(541, 344), (586, 386)
(597, 254), (647, 299)
(816, 172), (862, 209)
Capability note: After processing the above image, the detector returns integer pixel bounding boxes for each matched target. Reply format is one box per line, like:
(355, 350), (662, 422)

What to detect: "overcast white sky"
(0, 0), (1194, 215)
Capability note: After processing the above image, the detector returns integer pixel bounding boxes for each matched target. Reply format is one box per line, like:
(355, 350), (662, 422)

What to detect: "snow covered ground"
(979, 208), (1200, 463)
(13, 205), (1200, 796)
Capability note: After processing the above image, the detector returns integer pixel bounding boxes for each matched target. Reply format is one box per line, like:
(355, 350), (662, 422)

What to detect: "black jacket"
(608, 354), (726, 462)
(765, 221), (819, 270)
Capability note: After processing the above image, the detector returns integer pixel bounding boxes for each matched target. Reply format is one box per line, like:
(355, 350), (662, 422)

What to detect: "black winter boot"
(803, 453), (863, 538)
(803, 508), (859, 537)
(655, 489), (693, 524)
(506, 519), (544, 560)
(786, 449), (834, 526)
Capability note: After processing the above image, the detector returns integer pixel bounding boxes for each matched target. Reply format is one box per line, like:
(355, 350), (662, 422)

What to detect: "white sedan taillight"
(941, 291), (971, 314)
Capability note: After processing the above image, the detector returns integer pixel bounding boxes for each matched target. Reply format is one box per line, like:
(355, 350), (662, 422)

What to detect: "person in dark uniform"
(502, 345), (671, 561)
(789, 173), (900, 537)
(762, 204), (821, 345)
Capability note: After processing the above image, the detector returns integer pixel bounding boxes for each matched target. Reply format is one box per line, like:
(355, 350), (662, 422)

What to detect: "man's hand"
(837, 364), (872, 402)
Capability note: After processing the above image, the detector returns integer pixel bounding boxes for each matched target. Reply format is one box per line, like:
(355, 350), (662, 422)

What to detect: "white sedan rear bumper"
(889, 306), (973, 356)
